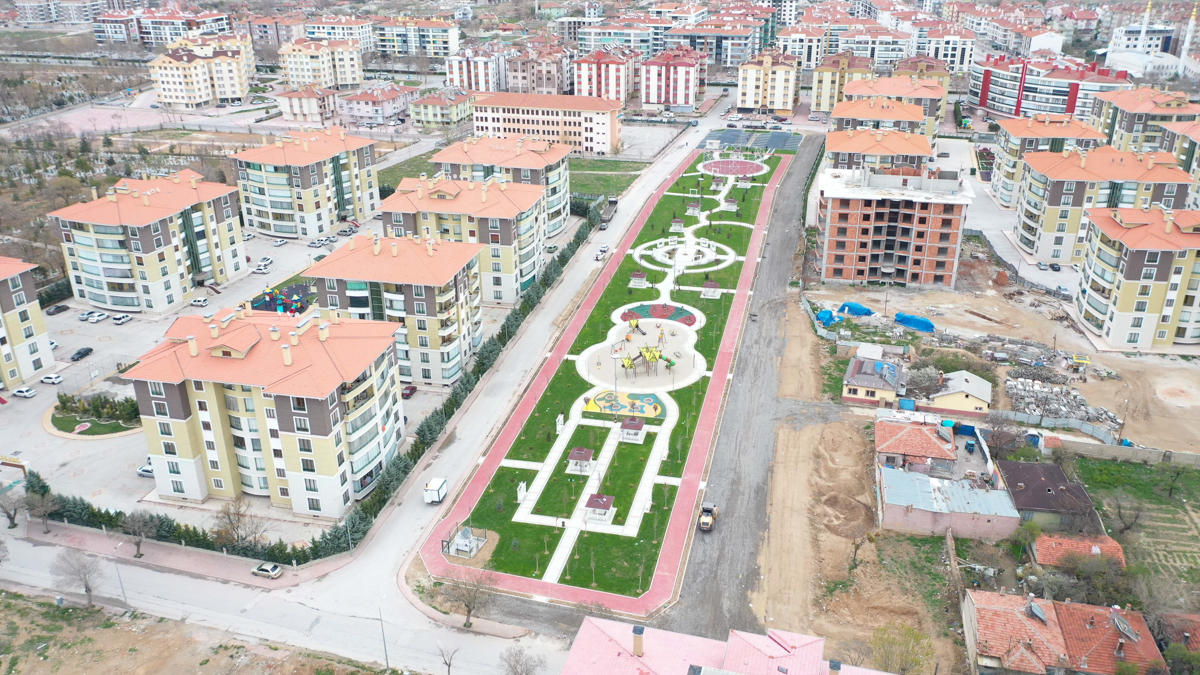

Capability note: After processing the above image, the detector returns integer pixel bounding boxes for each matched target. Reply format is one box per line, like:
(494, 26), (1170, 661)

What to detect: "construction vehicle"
(698, 502), (718, 531)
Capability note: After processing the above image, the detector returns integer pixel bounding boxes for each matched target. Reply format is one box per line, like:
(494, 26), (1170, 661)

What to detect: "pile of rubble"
(1004, 378), (1121, 430)
(1007, 366), (1068, 384)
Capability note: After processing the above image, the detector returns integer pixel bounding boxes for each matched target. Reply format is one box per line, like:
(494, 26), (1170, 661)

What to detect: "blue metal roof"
(880, 469), (1018, 518)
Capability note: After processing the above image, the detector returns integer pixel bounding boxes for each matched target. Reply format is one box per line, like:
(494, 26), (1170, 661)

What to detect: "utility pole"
(378, 608), (390, 669)
(113, 543), (128, 606)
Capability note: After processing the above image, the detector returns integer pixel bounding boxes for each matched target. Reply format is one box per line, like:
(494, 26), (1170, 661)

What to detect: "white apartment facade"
(446, 44), (516, 92)
(375, 18), (460, 58)
(280, 39), (363, 91)
(305, 16), (374, 53)
(93, 9), (231, 45)
(777, 26), (826, 69)
(278, 86), (338, 124)
(471, 92), (624, 155)
(149, 35), (255, 110)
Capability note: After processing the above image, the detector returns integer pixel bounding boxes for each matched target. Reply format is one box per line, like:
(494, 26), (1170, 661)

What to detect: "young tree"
(443, 566), (495, 628)
(870, 622), (934, 675)
(121, 510), (157, 558)
(438, 642), (459, 675)
(1155, 462), (1194, 500)
(1112, 490), (1144, 535)
(50, 549), (103, 607)
(499, 644), (547, 675)
(0, 490), (22, 528)
(982, 410), (1024, 459)
(210, 495), (268, 546)
(24, 491), (60, 534)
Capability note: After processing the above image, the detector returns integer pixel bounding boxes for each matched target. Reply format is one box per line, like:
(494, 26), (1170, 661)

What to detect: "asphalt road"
(655, 133), (842, 639)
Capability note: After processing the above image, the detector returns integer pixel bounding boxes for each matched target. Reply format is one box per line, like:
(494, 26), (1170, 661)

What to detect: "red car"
(401, 385), (417, 399)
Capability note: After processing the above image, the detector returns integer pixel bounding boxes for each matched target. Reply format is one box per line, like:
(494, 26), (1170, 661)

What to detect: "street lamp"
(113, 543), (129, 605)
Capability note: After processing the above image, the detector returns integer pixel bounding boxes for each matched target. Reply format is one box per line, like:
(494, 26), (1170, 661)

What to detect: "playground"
(419, 147), (791, 607)
(252, 281), (314, 315)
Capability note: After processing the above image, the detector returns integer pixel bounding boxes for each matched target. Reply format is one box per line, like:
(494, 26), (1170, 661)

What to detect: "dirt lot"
(0, 589), (405, 675)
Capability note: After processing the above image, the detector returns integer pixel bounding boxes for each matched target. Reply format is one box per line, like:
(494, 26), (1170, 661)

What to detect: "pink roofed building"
(340, 83), (420, 126)
(563, 618), (896, 675)
(574, 46), (642, 103)
(640, 45), (706, 112)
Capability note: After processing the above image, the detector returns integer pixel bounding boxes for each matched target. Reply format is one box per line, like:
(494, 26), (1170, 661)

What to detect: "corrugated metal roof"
(881, 469), (1018, 518)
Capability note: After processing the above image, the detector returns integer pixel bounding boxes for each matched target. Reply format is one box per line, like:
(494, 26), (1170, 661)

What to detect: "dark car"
(769, 125), (782, 130)
(45, 304), (70, 316)
(401, 385), (417, 399)
(727, 123), (737, 128)
(70, 347), (94, 361)
(1049, 263), (1062, 271)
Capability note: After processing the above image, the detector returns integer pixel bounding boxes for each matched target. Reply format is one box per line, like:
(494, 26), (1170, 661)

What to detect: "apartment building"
(50, 170), (246, 314)
(305, 16), (373, 53)
(431, 135), (572, 237)
(816, 167), (974, 286)
(839, 26), (910, 68)
(969, 54), (1134, 118)
(507, 46), (575, 95)
(93, 9), (231, 45)
(665, 22), (759, 67)
(380, 175), (545, 304)
(736, 49), (800, 115)
(892, 54), (951, 92)
(647, 2), (709, 25)
(640, 45), (705, 112)
(992, 114), (1107, 208)
(242, 15), (307, 52)
(410, 89), (474, 131)
(1161, 120), (1200, 208)
(472, 92), (624, 155)
(277, 86), (338, 124)
(843, 77), (946, 137)
(777, 26), (826, 70)
(122, 307), (405, 519)
(279, 39), (362, 91)
(812, 51), (873, 113)
(556, 15), (604, 43)
(574, 47), (641, 102)
(824, 128), (933, 171)
(231, 128), (380, 239)
(831, 98), (926, 135)
(917, 27), (974, 72)
(0, 258), (55, 390)
(578, 15), (674, 56)
(446, 43), (517, 92)
(375, 17), (459, 59)
(149, 35), (255, 110)
(340, 84), (418, 127)
(1015, 146), (1193, 263)
(1076, 207), (1200, 349)
(1089, 88), (1200, 154)
(1110, 23), (1176, 55)
(16, 0), (105, 24)
(307, 236), (484, 386)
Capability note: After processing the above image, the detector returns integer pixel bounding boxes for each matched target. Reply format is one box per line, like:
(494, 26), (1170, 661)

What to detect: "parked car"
(313, 255), (327, 262)
(40, 374), (62, 385)
(273, 238), (288, 247)
(808, 114), (820, 121)
(251, 265), (269, 274)
(78, 311), (96, 321)
(70, 347), (93, 361)
(45, 304), (70, 316)
(1049, 263), (1062, 272)
(12, 388), (36, 398)
(1071, 264), (1081, 272)
(599, 245), (609, 253)
(1057, 285), (1073, 296)
(258, 256), (274, 266)
(252, 562), (283, 579)
(401, 385), (417, 399)
(112, 314), (132, 325)
(594, 252), (603, 261)
(88, 312), (110, 323)
(337, 227), (356, 236)
(242, 231), (256, 240)
(149, 104), (160, 108)
(231, 101), (242, 107)
(937, 152), (950, 158)
(216, 103), (227, 109)
(307, 240), (324, 248)
(1036, 262), (1049, 271)
(49, 340), (58, 350)
(136, 465), (154, 478)
(727, 123), (737, 128)
(769, 125), (782, 130)
(546, 245), (559, 254)
(325, 235), (338, 243)
(191, 298), (209, 307)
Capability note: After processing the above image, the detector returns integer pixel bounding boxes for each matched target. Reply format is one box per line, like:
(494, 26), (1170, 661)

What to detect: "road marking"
(531, 595), (549, 603)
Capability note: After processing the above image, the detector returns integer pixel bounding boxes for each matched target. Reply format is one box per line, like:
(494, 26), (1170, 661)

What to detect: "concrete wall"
(882, 503), (1020, 539)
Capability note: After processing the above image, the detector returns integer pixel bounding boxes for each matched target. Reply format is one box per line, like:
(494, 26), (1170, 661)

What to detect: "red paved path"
(419, 152), (792, 615)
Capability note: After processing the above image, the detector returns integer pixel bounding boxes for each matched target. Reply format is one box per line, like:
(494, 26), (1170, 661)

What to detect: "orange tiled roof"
(1085, 207), (1200, 251)
(472, 91), (623, 112)
(998, 114), (1106, 140)
(122, 311), (397, 398)
(825, 129), (933, 156)
(874, 420), (956, 460)
(844, 76), (946, 100)
(1055, 602), (1165, 675)
(48, 170), (235, 228)
(0, 256), (36, 281)
(968, 590), (1069, 674)
(431, 135), (572, 171)
(230, 127), (374, 167)
(383, 176), (544, 220)
(1161, 613), (1200, 652)
(1093, 87), (1200, 115)
(1023, 145), (1194, 184)
(1162, 119), (1200, 144)
(304, 235), (483, 286)
(1033, 533), (1126, 568)
(830, 97), (925, 122)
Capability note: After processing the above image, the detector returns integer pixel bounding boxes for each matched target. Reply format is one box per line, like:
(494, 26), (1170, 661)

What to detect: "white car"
(242, 232), (256, 240)
(258, 256), (273, 266)
(191, 298), (209, 307)
(12, 388), (36, 398)
(273, 239), (288, 247)
(40, 374), (63, 384)
(252, 266), (271, 274)
(307, 240), (325, 248)
(599, 245), (610, 253)
(88, 312), (109, 323)
(49, 340), (58, 350)
(112, 314), (132, 324)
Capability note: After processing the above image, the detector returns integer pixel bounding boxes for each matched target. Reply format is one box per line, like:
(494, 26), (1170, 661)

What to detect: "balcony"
(344, 386), (375, 416)
(339, 369), (372, 396)
(439, 318), (458, 336)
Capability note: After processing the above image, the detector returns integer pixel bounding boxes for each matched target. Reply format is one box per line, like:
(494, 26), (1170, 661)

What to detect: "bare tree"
(120, 510), (156, 558)
(871, 623), (934, 675)
(1113, 490), (1144, 535)
(210, 495), (269, 547)
(982, 410), (1024, 459)
(24, 491), (60, 534)
(0, 491), (22, 528)
(438, 642), (459, 675)
(50, 549), (103, 607)
(1155, 462), (1194, 500)
(499, 644), (547, 675)
(442, 566), (496, 628)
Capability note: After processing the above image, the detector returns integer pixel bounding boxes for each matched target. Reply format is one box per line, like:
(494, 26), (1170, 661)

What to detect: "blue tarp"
(816, 309), (842, 327)
(895, 313), (935, 333)
(838, 302), (875, 316)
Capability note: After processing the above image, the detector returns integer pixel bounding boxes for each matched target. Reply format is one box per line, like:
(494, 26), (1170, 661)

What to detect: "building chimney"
(1186, 632), (1192, 645)
(349, 237), (356, 250)
(243, 301), (253, 318)
(190, 176), (197, 189)
(281, 343), (292, 366)
(331, 311), (340, 325)
(143, 194), (149, 206)
(391, 241), (398, 257)
(276, 138), (283, 148)
(417, 183), (424, 199)
(938, 370), (944, 385)
(339, 128), (346, 140)
(632, 626), (644, 657)
(303, 140), (309, 152)
(427, 238), (434, 256)
(1116, 639), (1125, 656)
(209, 323), (219, 338)
(187, 335), (198, 357)
(1080, 153), (1087, 168)
(91, 186), (98, 200)
(318, 321), (329, 342)
(270, 326), (280, 341)
(373, 236), (382, 255)
(172, 174), (180, 184)
(235, 306), (244, 319)
(481, 185), (487, 202)
(1027, 117), (1033, 128)
(289, 331), (298, 345)
(131, 189), (139, 199)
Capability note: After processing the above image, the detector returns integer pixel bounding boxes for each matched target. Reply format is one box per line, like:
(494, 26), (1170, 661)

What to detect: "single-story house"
(1161, 613), (1200, 651)
(879, 469), (1020, 540)
(875, 419), (957, 477)
(1032, 533), (1125, 569)
(843, 357), (907, 407)
(996, 461), (1096, 531)
(923, 370), (992, 417)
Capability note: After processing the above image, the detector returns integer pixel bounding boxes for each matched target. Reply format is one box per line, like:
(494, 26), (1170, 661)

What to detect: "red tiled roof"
(0, 257), (36, 282)
(1033, 533), (1126, 568)
(1161, 613), (1200, 651)
(1055, 603), (1165, 675)
(967, 591), (1068, 674)
(875, 420), (956, 460)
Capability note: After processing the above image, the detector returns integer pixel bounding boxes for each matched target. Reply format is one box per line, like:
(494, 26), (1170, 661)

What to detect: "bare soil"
(0, 589), (408, 675)
(778, 301), (823, 400)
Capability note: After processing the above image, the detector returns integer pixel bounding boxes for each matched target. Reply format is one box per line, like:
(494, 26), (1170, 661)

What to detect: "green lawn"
(597, 436), (655, 525)
(633, 194), (722, 249)
(505, 364), (593, 462)
(402, 80), (422, 87)
(676, 261), (743, 290)
(377, 150), (440, 188)
(466, 467), (564, 578)
(560, 485), (678, 595)
(1076, 457), (1200, 505)
(673, 291), (732, 366)
(658, 379), (706, 478)
(569, 256), (665, 354)
(571, 173), (640, 198)
(50, 414), (132, 436)
(570, 159), (650, 173)
(531, 424), (614, 519)
(693, 223), (754, 257)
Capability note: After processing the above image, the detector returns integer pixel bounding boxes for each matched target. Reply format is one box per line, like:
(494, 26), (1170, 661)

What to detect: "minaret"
(1180, 4), (1198, 77)
(1138, 0), (1153, 54)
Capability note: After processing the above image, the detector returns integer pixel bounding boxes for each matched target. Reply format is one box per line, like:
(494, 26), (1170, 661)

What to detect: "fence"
(798, 138), (826, 230)
(990, 410), (1118, 445)
(963, 229), (1072, 301)
(94, 121), (424, 145)
(58, 353), (138, 396)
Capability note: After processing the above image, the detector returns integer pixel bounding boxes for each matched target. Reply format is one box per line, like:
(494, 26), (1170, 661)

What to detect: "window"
(1135, 300), (1149, 312)
(307, 498), (321, 512)
(209, 459), (220, 470)
(213, 478), (225, 490)
(291, 397), (307, 413)
(325, 278), (337, 291)
(1142, 268), (1156, 280)
(158, 421), (173, 437)
(162, 441), (177, 456)
(1131, 317), (1144, 328)
(276, 468), (286, 479)
(1158, 330), (1169, 339)
(491, 247), (501, 258)
(494, 291), (503, 300)
(153, 401), (168, 417)
(171, 480), (185, 494)
(1147, 252), (1160, 264)
(1138, 284), (1152, 296)
(294, 417), (310, 434)
(298, 438), (313, 453)
(1127, 332), (1141, 344)
(193, 380), (204, 391)
(305, 478), (318, 492)
(279, 487), (290, 498)
(301, 458), (316, 473)
(336, 451), (345, 466)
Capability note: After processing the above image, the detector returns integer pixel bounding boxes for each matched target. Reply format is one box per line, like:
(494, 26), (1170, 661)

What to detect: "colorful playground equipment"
(619, 345), (676, 378)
